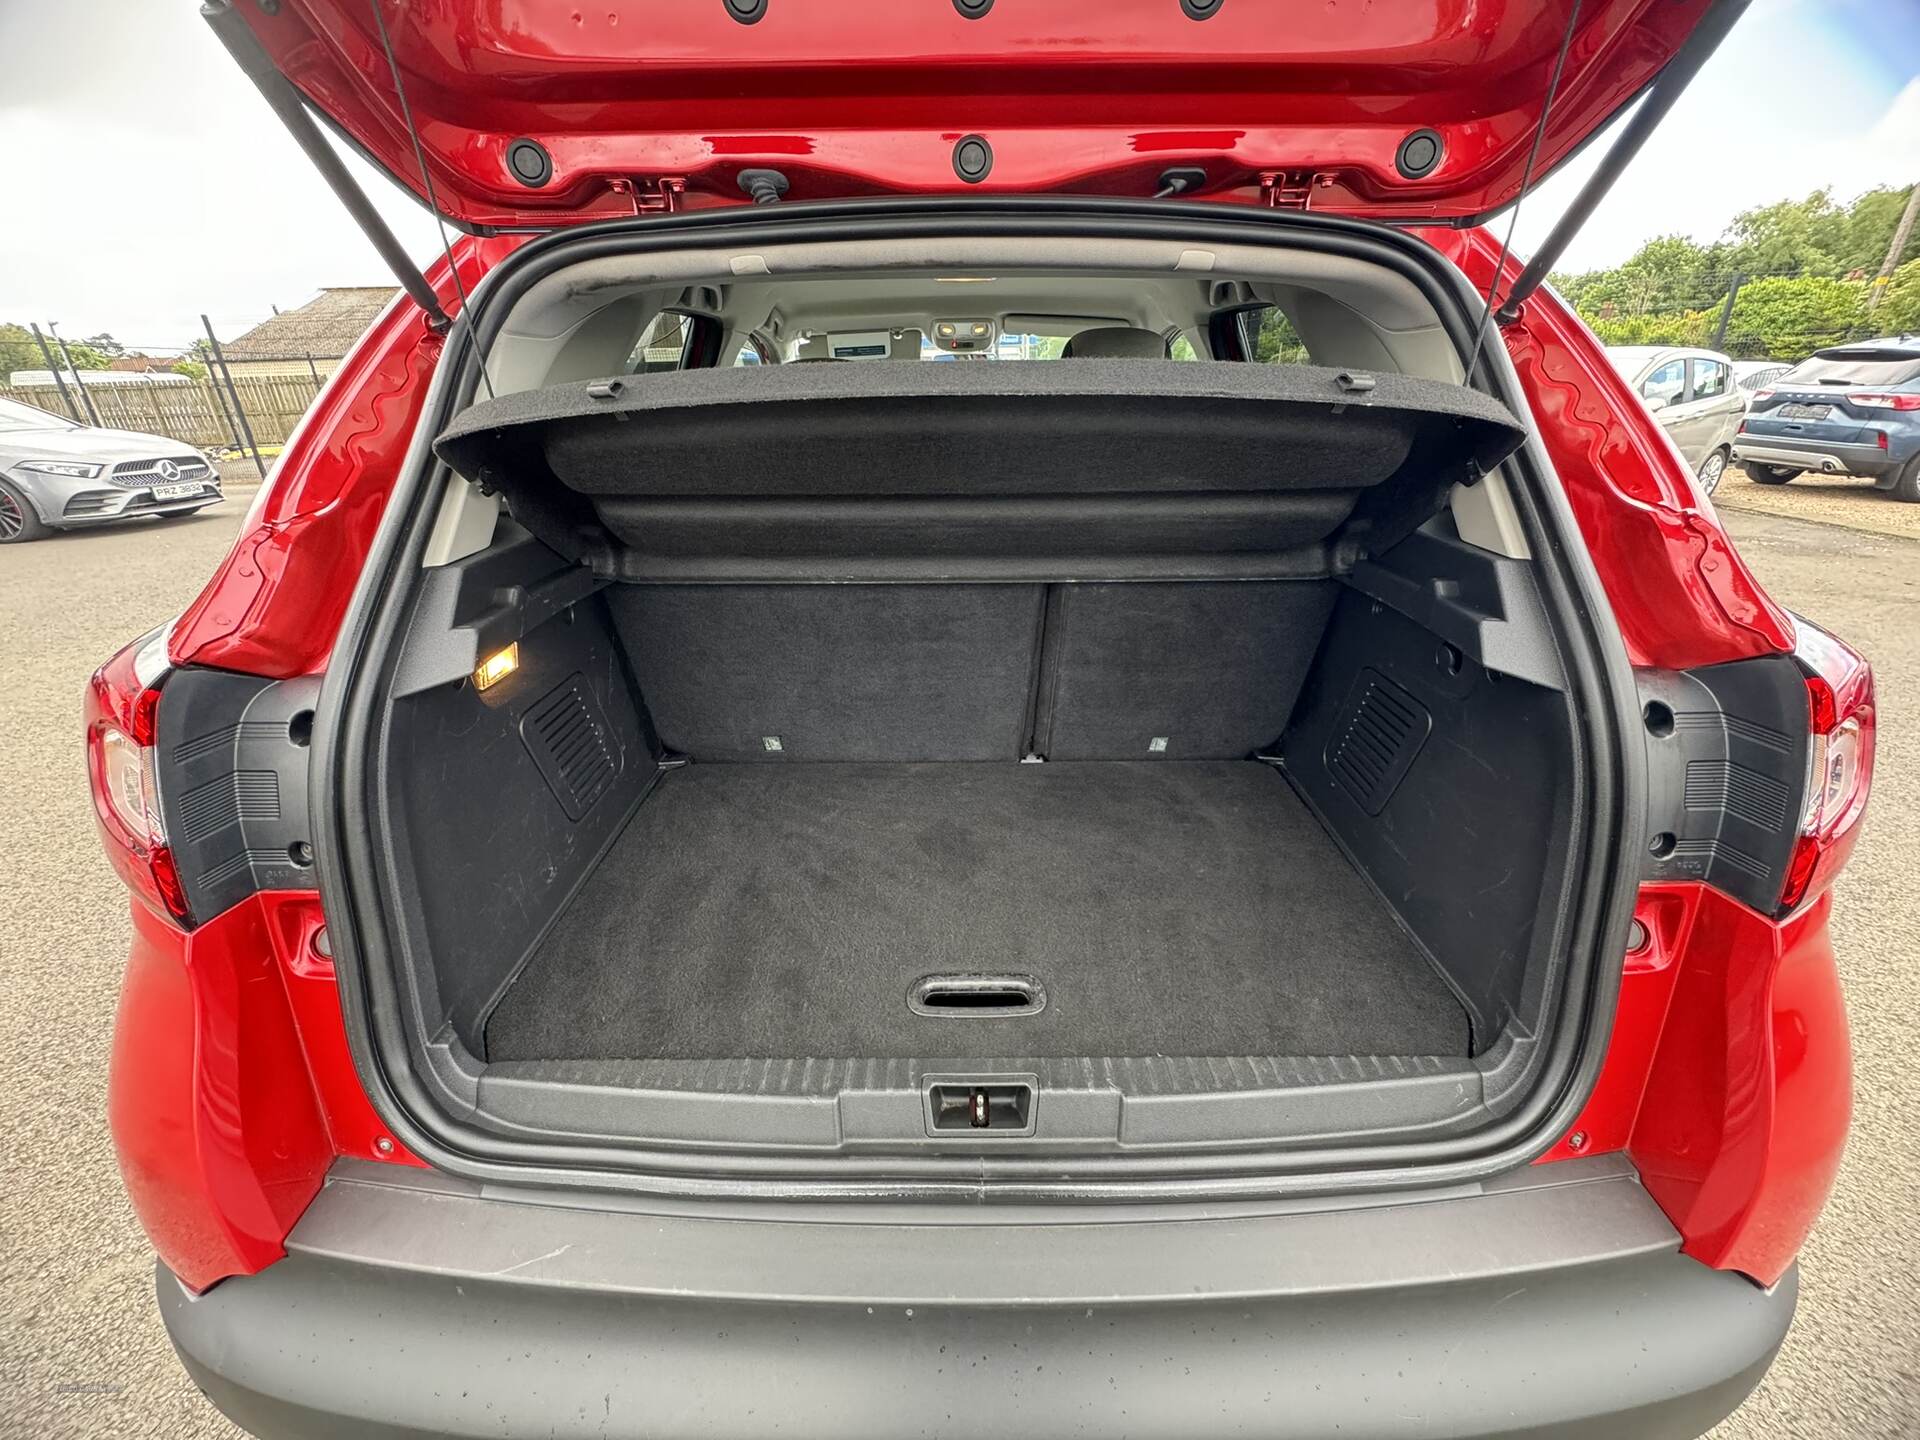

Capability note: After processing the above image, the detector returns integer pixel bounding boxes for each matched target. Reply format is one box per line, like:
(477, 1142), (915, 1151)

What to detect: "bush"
(1722, 276), (1867, 359)
(1872, 257), (1920, 336)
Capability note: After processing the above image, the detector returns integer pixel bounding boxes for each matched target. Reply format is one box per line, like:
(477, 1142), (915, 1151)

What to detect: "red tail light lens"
(86, 629), (191, 926)
(1778, 620), (1875, 916)
(1850, 392), (1920, 411)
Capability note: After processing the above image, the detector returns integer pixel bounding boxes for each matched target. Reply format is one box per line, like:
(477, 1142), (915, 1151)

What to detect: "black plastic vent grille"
(520, 674), (621, 820)
(1325, 669), (1431, 816)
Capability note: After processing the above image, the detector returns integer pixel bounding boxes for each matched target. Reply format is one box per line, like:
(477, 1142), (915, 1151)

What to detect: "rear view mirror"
(1644, 395), (1670, 413)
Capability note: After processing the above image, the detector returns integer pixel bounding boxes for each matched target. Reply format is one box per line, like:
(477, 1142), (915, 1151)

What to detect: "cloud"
(1513, 24), (1917, 271)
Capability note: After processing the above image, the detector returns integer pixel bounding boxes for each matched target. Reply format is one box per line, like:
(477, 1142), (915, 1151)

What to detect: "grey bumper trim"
(1734, 439), (1893, 476)
(162, 1156), (1792, 1439)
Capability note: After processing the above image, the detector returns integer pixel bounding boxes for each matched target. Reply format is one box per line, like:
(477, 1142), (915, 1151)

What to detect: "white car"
(1732, 360), (1792, 403)
(0, 397), (222, 543)
(1605, 345), (1748, 494)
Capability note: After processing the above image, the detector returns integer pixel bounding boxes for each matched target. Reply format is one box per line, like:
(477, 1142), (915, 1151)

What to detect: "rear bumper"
(161, 1156), (1792, 1440)
(1732, 435), (1902, 480)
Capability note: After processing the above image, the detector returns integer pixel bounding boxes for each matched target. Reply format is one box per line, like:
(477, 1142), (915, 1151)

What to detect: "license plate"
(149, 482), (203, 501)
(1777, 402), (1830, 421)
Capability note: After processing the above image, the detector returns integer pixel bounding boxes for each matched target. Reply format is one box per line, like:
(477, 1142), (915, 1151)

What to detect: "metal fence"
(0, 372), (322, 450)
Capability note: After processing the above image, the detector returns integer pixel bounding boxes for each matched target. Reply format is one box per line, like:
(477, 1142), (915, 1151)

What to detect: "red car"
(95, 3), (1870, 1436)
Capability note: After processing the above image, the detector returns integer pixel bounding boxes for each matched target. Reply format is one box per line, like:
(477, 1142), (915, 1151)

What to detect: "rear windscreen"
(1780, 352), (1920, 387)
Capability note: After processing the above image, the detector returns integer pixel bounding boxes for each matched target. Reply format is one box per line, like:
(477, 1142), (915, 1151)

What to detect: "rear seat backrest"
(608, 579), (1336, 764)
(1061, 326), (1168, 359)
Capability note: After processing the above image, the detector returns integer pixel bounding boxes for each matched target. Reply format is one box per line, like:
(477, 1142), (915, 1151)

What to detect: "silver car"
(0, 396), (224, 543)
(1605, 345), (1748, 495)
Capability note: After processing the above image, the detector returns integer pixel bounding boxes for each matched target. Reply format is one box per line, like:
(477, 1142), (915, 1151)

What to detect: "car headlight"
(19, 460), (103, 479)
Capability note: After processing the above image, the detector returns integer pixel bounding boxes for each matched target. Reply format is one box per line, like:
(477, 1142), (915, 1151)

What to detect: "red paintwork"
(107, 890), (418, 1293)
(108, 896), (336, 1292)
(114, 208), (1850, 1291)
(1420, 228), (1796, 670)
(237, 0), (1716, 227)
(1630, 886), (1851, 1285)
(168, 237), (520, 678)
(258, 893), (424, 1167)
(1540, 882), (1851, 1287)
(1535, 886), (1693, 1163)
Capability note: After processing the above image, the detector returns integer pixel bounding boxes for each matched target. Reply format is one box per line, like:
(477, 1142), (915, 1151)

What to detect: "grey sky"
(0, 2), (442, 353)
(3, 1), (1915, 355)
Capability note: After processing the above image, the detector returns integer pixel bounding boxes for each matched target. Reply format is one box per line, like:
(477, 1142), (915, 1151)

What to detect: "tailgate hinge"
(1259, 171), (1333, 210)
(618, 177), (685, 215)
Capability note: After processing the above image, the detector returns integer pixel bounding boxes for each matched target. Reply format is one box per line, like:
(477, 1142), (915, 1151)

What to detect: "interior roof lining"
(495, 235), (1445, 344)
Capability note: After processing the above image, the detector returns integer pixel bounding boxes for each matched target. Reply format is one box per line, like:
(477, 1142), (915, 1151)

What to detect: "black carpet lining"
(483, 761), (1469, 1063)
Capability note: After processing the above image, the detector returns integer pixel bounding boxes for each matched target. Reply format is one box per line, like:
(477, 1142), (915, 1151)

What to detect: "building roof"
(221, 286), (400, 360)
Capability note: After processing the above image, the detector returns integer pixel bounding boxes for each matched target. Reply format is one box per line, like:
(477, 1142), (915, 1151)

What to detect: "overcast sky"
(2, 0), (1916, 354)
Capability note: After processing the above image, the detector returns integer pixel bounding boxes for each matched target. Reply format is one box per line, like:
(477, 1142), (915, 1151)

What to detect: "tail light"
(1779, 620), (1875, 915)
(1850, 392), (1920, 410)
(86, 628), (191, 926)
(1751, 389), (1774, 404)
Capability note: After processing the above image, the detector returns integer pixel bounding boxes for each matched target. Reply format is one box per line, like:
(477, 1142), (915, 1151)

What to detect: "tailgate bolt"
(373, 1136), (395, 1156)
(1566, 1131), (1589, 1153)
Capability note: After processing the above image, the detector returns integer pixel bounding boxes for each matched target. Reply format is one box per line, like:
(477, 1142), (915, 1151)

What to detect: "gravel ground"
(1717, 462), (1920, 540)
(0, 496), (1913, 1438)
(0, 501), (251, 1440)
(1706, 508), (1920, 1439)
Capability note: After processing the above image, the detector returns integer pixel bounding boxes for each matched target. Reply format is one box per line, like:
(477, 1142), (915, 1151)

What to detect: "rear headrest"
(1063, 326), (1167, 360)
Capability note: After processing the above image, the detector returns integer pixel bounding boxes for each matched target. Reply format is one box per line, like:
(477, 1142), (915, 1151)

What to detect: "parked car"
(0, 396), (222, 543)
(1605, 345), (1748, 494)
(94, 4), (1871, 1438)
(1732, 358), (1792, 400)
(1734, 336), (1920, 500)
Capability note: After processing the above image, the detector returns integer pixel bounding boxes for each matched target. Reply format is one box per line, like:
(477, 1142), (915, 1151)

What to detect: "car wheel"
(1696, 448), (1728, 496)
(0, 480), (51, 543)
(1891, 453), (1920, 504)
(1745, 462), (1798, 485)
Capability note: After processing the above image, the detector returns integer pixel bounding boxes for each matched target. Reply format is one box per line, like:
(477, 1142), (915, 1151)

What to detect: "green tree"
(1722, 190), (1845, 278)
(1835, 185), (1920, 276)
(0, 322), (42, 379)
(0, 322), (114, 376)
(1555, 235), (1727, 318)
(1722, 276), (1866, 359)
(1584, 309), (1712, 349)
(1253, 307), (1310, 364)
(81, 332), (126, 358)
(1874, 257), (1920, 336)
(52, 340), (111, 371)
